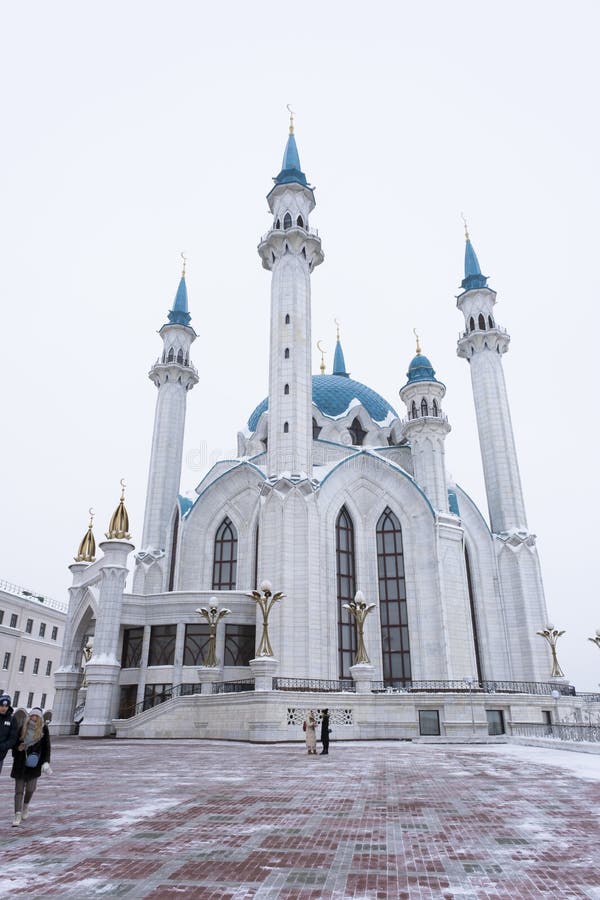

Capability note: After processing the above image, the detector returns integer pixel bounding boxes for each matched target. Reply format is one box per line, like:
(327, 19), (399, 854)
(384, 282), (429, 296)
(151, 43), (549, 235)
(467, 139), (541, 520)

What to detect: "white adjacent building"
(0, 579), (66, 711)
(53, 118), (596, 741)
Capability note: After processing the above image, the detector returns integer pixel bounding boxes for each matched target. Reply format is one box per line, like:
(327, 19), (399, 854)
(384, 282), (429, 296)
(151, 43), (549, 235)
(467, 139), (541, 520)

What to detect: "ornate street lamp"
(536, 623), (565, 678)
(195, 600), (231, 668)
(247, 581), (285, 658)
(343, 590), (376, 665)
(588, 629), (600, 651)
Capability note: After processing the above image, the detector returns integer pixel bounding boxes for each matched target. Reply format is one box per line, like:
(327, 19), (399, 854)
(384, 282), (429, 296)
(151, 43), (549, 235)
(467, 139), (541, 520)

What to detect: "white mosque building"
(53, 117), (593, 741)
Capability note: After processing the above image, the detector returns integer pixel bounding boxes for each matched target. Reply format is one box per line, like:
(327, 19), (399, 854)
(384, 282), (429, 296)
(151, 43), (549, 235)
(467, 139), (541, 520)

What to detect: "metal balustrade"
(511, 722), (600, 742)
(370, 679), (578, 696)
(273, 677), (356, 693)
(211, 679), (255, 694)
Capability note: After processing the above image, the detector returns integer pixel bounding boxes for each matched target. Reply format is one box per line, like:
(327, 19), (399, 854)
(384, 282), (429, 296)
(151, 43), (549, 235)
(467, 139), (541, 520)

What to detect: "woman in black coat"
(11, 707), (51, 827)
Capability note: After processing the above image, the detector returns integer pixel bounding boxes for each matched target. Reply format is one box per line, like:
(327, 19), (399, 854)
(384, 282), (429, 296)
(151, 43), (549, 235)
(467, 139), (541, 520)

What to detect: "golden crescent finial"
(460, 211), (470, 242)
(334, 318), (341, 342)
(120, 478), (126, 500)
(180, 251), (187, 277)
(413, 328), (422, 355)
(316, 340), (326, 375)
(286, 103), (295, 134)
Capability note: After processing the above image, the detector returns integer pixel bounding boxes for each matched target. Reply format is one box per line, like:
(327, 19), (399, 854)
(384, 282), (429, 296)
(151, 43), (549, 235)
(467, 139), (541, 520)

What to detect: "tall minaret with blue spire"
(257, 111), (324, 477)
(137, 260), (199, 580)
(456, 226), (527, 534)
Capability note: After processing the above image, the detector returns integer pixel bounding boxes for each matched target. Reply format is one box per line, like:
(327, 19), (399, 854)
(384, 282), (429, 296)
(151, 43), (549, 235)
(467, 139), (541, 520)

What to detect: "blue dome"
(405, 354), (437, 384)
(247, 374), (397, 432)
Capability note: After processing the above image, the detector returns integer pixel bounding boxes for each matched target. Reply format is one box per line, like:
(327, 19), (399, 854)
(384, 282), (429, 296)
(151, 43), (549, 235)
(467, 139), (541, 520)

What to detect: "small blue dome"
(247, 374), (397, 432)
(406, 354), (437, 384)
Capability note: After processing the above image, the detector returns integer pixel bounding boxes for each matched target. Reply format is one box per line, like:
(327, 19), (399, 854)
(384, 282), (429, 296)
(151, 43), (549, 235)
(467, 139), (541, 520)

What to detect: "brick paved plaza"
(0, 738), (598, 898)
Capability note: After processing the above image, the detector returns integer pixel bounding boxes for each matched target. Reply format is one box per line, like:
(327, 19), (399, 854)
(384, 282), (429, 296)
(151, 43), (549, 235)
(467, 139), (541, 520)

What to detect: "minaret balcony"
(400, 410), (449, 427)
(149, 358), (199, 389)
(258, 226), (324, 271)
(457, 326), (510, 358)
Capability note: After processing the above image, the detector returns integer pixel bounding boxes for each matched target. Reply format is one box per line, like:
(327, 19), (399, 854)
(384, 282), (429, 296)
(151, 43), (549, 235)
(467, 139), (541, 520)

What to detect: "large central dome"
(248, 372), (397, 432)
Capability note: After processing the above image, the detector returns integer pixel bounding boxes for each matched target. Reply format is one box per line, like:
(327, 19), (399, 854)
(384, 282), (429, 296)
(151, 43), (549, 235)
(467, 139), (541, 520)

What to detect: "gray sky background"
(1, 1), (599, 689)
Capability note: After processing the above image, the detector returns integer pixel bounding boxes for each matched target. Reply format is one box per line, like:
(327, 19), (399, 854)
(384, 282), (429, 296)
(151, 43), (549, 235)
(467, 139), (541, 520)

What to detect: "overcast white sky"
(1, 1), (599, 689)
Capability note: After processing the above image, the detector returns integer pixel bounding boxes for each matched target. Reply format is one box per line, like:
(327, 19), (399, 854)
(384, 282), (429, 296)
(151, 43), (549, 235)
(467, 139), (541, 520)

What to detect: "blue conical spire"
(333, 338), (349, 377)
(167, 263), (192, 326)
(460, 223), (489, 291)
(273, 111), (308, 187)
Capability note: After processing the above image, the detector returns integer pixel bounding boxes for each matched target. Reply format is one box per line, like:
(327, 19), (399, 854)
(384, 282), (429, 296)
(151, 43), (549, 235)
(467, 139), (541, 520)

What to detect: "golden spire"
(74, 508), (96, 563)
(181, 251), (187, 278)
(106, 479), (132, 540)
(461, 211), (470, 242)
(413, 328), (422, 355)
(316, 340), (326, 374)
(286, 103), (295, 134)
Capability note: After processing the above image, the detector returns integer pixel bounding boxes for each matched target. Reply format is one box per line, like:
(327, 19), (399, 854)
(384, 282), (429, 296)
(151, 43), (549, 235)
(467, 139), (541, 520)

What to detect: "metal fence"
(370, 680), (578, 696)
(211, 679), (255, 695)
(273, 677), (356, 693)
(511, 722), (600, 743)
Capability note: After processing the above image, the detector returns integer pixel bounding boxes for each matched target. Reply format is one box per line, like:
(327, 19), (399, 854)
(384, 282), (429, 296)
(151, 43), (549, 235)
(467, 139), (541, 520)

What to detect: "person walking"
(11, 706), (51, 826)
(319, 708), (331, 755)
(0, 694), (18, 775)
(303, 710), (317, 755)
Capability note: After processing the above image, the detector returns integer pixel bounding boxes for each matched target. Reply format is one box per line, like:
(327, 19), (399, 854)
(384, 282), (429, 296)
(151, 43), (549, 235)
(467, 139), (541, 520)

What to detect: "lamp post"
(343, 590), (376, 665)
(536, 623), (565, 677)
(589, 629), (600, 651)
(247, 581), (285, 658)
(195, 599), (231, 668)
(464, 675), (476, 735)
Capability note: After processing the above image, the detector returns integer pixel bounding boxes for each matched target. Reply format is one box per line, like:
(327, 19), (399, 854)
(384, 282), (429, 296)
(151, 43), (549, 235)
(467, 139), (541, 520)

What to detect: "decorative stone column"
(350, 663), (375, 694)
(249, 657), (279, 691)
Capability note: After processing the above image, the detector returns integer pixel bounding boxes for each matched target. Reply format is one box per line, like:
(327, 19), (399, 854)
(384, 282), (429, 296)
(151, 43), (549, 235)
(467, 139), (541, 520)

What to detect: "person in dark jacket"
(11, 706), (51, 826)
(0, 694), (18, 775)
(320, 708), (331, 755)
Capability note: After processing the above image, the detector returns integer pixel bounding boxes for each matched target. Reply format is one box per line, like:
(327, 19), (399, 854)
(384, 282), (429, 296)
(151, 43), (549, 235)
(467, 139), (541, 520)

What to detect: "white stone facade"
(53, 125), (579, 741)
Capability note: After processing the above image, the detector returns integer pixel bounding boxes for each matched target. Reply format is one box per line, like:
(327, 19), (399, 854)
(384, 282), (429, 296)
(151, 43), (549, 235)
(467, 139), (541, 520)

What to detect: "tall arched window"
(432, 399), (438, 417)
(285, 314), (290, 324)
(283, 422), (289, 433)
(296, 215), (304, 227)
(283, 212), (292, 229)
(420, 398), (428, 417)
(177, 349), (183, 364)
(488, 315), (494, 328)
(284, 384), (289, 395)
(377, 507), (411, 684)
(411, 400), (418, 419)
(212, 517), (238, 590)
(349, 417), (367, 446)
(167, 347), (174, 362)
(478, 313), (486, 330)
(465, 546), (482, 681)
(469, 317), (475, 332)
(336, 507), (357, 678)
(284, 348), (290, 359)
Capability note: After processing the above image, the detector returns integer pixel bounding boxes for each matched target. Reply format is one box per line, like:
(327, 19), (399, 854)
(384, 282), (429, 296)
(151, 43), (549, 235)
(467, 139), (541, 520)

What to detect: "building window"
(10, 614), (18, 628)
(478, 313), (486, 330)
(40, 693), (47, 707)
(283, 212), (292, 229)
(377, 507), (411, 684)
(121, 627), (144, 668)
(542, 709), (553, 734)
(33, 658), (40, 675)
(25, 619), (33, 634)
(283, 422), (289, 433)
(51, 626), (58, 641)
(212, 517), (238, 590)
(284, 347), (290, 359)
(183, 624), (211, 666)
(411, 401), (417, 419)
(336, 507), (357, 679)
(296, 215), (304, 227)
(432, 399), (438, 416)
(349, 417), (367, 446)
(0, 610), (3, 624)
(13, 691), (20, 706)
(486, 709), (505, 735)
(39, 622), (46, 638)
(148, 625), (176, 667)
(284, 383), (289, 395)
(419, 710), (440, 736)
(2, 652), (10, 670)
(224, 624), (256, 666)
(18, 656), (26, 673)
(420, 398), (428, 416)
(469, 316), (475, 332)
(118, 685), (138, 719)
(285, 314), (290, 324)
(143, 683), (172, 711)
(27, 692), (34, 708)
(465, 547), (482, 681)
(488, 315), (494, 328)
(45, 660), (52, 676)
(312, 418), (322, 439)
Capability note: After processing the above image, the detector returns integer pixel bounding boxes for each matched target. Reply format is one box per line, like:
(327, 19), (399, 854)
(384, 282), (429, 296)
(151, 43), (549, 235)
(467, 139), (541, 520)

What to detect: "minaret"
(456, 225), (527, 534)
(139, 261), (198, 559)
(399, 335), (451, 512)
(257, 112), (324, 478)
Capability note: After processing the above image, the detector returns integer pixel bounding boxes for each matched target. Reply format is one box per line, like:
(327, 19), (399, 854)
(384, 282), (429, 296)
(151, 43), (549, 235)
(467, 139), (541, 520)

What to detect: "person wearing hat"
(0, 694), (18, 775)
(10, 706), (52, 826)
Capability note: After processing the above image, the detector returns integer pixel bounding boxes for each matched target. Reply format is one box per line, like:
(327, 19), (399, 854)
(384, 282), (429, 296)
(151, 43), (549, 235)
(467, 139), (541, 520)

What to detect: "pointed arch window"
(349, 417), (367, 446)
(212, 517), (238, 590)
(167, 347), (174, 362)
(285, 314), (290, 324)
(284, 348), (290, 359)
(469, 317), (475, 332)
(377, 507), (411, 684)
(432, 399), (438, 417)
(478, 313), (486, 330)
(420, 398), (428, 417)
(488, 315), (494, 328)
(177, 349), (184, 364)
(284, 384), (289, 395)
(296, 215), (304, 227)
(275, 218), (281, 229)
(283, 212), (292, 230)
(336, 507), (357, 679)
(411, 400), (418, 419)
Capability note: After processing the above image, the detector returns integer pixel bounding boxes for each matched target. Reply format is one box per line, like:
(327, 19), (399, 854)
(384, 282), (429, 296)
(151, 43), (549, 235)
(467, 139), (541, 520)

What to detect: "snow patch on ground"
(464, 743), (600, 782)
